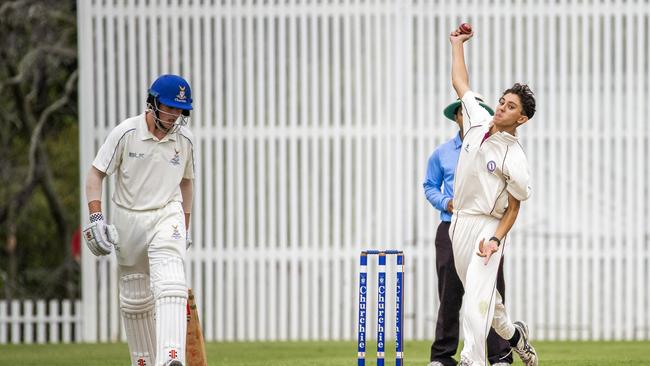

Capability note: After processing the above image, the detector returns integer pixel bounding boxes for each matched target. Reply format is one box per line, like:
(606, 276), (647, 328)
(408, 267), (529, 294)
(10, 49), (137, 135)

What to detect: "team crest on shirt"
(170, 150), (181, 166)
(486, 160), (497, 172)
(171, 225), (182, 240)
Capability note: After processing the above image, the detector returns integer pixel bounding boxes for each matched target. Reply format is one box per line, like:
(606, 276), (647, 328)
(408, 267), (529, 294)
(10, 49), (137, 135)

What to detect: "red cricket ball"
(459, 23), (472, 34)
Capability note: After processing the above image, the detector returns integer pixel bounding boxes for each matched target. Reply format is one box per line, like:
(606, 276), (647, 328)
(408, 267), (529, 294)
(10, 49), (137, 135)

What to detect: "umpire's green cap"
(443, 94), (494, 122)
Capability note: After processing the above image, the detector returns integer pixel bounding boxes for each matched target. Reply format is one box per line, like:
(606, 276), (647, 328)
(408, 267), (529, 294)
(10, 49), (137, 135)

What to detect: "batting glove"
(83, 212), (119, 256)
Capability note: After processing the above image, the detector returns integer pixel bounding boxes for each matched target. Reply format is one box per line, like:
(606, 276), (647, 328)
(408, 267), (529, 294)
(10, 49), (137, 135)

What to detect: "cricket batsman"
(83, 74), (195, 366)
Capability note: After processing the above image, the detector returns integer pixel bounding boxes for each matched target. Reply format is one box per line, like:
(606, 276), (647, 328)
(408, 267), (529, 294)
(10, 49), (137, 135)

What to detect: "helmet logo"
(175, 85), (187, 103)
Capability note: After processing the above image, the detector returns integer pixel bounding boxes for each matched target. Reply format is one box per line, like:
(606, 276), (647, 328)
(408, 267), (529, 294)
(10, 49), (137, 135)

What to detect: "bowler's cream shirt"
(93, 113), (195, 211)
(453, 91), (531, 219)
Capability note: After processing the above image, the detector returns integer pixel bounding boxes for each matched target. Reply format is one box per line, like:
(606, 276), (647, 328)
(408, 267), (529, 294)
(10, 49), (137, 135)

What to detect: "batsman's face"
(158, 104), (183, 128)
(493, 93), (528, 128)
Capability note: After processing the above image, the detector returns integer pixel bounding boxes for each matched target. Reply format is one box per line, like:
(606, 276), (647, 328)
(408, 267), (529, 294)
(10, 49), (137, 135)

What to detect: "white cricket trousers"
(449, 213), (516, 366)
(113, 201), (188, 366)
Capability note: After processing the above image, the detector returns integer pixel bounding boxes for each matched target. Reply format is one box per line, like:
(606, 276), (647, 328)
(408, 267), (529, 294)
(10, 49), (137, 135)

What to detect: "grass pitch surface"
(3, 340), (650, 365)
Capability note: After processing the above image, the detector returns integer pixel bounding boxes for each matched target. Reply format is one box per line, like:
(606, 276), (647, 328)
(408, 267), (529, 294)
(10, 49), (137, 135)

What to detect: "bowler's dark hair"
(503, 83), (535, 119)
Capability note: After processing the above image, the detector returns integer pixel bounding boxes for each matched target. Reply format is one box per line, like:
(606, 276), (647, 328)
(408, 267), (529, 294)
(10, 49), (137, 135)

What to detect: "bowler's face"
(493, 93), (527, 128)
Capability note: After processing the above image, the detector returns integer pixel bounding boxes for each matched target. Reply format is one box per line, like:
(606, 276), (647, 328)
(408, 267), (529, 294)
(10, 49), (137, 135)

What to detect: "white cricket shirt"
(92, 113), (195, 211)
(453, 91), (531, 219)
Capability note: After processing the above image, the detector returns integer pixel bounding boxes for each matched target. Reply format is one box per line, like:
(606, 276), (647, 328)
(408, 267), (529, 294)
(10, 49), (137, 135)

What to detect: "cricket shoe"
(427, 362), (444, 366)
(512, 321), (538, 366)
(491, 363), (511, 366)
(163, 360), (183, 366)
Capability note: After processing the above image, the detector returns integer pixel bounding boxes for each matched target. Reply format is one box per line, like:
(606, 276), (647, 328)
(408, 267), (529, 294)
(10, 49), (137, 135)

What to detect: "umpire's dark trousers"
(430, 221), (513, 366)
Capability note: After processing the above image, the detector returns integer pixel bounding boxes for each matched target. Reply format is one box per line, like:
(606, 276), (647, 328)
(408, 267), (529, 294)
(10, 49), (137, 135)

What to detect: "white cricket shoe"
(492, 363), (511, 366)
(164, 360), (183, 366)
(427, 362), (444, 366)
(512, 321), (538, 366)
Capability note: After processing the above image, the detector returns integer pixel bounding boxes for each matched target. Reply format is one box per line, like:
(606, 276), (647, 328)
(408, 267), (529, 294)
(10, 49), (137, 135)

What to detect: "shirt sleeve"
(504, 149), (532, 201)
(460, 90), (492, 131)
(423, 149), (451, 213)
(92, 126), (132, 175)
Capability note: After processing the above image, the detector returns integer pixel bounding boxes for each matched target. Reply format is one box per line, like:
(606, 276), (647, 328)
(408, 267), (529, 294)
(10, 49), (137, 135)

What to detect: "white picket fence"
(75, 0), (650, 345)
(0, 299), (81, 344)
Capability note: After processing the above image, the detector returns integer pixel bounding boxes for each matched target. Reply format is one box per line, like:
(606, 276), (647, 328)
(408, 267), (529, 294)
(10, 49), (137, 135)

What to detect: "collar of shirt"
(490, 130), (518, 145)
(483, 122), (518, 146)
(136, 113), (177, 142)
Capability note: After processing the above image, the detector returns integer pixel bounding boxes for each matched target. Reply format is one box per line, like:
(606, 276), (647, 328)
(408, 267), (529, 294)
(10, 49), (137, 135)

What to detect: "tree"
(0, 0), (79, 299)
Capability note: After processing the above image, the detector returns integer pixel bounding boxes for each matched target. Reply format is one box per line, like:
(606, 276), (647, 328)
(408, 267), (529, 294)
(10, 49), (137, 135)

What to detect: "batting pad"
(151, 257), (187, 366)
(120, 273), (156, 366)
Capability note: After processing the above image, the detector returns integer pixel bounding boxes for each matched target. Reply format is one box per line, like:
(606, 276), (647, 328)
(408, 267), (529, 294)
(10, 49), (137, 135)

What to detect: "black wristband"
(489, 236), (501, 246)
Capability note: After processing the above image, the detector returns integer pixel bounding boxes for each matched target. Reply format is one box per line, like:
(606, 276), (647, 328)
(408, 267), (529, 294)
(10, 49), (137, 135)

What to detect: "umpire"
(423, 96), (513, 366)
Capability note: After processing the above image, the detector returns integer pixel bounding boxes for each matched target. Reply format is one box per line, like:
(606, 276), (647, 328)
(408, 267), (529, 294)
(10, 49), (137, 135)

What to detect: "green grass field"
(3, 340), (650, 365)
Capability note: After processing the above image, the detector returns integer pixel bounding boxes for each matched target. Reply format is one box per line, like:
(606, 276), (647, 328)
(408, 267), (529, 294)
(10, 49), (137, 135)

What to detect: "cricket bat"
(186, 288), (207, 366)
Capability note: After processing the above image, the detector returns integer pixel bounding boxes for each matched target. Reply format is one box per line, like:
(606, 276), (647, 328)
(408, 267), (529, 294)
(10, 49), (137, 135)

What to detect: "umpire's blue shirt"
(423, 132), (462, 222)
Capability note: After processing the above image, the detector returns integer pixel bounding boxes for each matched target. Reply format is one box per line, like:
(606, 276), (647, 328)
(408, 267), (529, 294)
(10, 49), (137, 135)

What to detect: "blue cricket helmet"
(148, 74), (193, 114)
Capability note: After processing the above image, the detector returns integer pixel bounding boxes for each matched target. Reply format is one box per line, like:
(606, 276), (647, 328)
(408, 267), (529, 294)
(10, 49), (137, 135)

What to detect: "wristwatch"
(489, 236), (501, 246)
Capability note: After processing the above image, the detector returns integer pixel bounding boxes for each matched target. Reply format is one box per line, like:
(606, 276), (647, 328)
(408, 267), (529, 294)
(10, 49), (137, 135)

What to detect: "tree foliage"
(0, 0), (79, 299)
